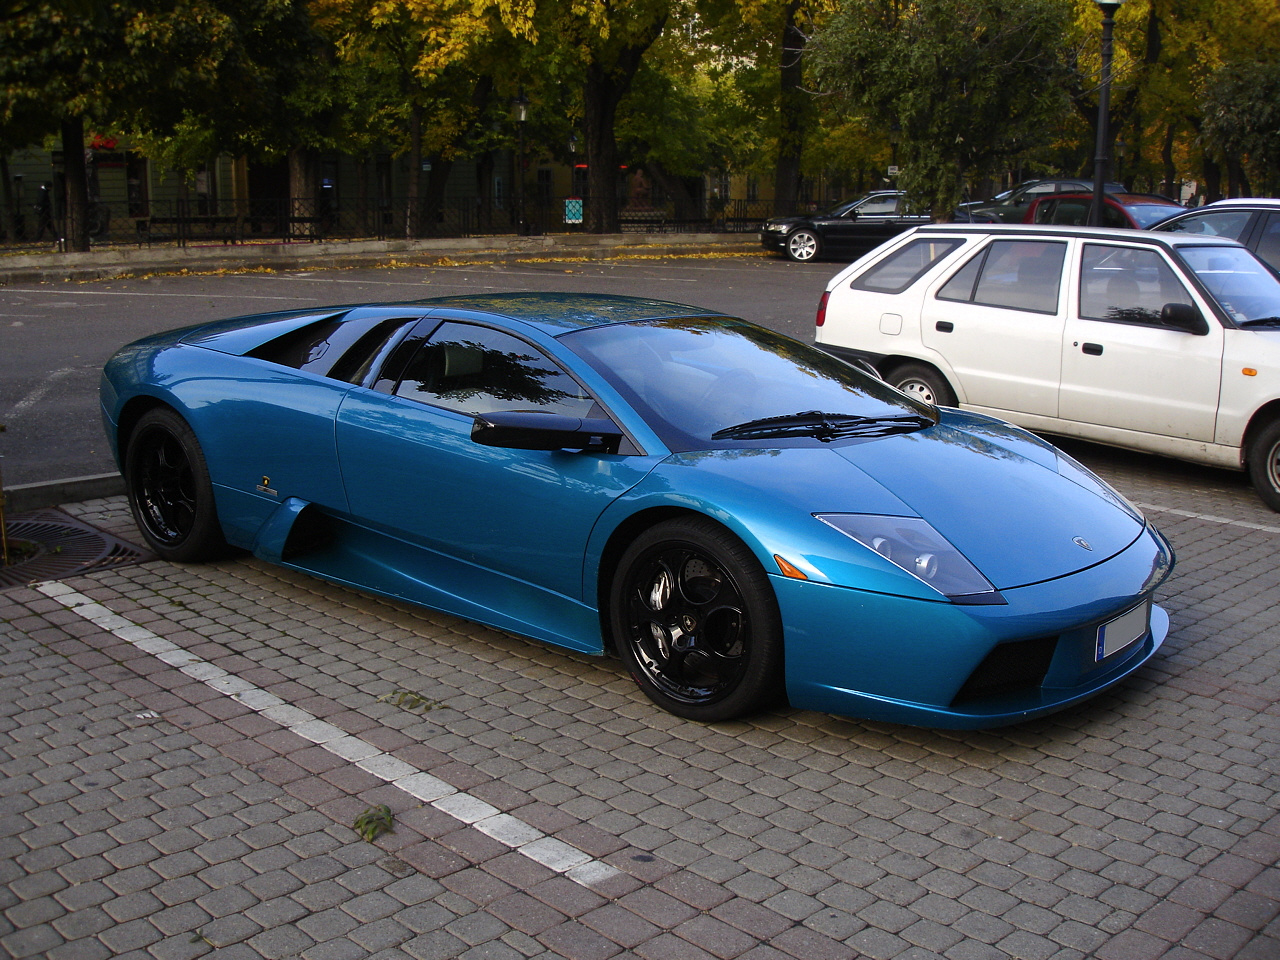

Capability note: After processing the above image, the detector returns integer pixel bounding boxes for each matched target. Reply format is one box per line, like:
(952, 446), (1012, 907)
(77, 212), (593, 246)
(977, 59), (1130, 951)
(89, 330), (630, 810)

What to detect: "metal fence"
(0, 196), (777, 252)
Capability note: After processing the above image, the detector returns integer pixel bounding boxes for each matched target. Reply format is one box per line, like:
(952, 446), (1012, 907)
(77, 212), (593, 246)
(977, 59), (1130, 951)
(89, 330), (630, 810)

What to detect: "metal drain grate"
(1, 508), (154, 591)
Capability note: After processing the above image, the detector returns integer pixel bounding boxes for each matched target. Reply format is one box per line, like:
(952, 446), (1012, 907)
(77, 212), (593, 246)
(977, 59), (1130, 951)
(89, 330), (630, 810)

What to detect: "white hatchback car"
(816, 224), (1280, 510)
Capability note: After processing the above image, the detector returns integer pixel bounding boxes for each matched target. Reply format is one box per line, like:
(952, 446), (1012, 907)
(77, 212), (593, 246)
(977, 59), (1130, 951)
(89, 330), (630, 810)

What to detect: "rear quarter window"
(247, 314), (418, 383)
(850, 238), (963, 294)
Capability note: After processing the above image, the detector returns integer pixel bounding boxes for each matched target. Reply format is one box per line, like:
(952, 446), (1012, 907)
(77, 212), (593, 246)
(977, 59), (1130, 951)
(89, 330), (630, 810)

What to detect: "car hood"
(826, 418), (1145, 589)
(668, 414), (1145, 591)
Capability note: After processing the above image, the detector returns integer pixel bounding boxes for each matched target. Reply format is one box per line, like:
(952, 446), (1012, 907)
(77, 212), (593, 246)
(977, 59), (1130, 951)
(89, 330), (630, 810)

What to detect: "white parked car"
(816, 224), (1280, 510)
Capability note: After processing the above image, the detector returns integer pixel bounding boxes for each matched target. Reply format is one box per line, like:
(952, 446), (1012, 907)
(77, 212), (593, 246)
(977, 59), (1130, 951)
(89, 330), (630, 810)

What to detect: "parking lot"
(2, 252), (1279, 959)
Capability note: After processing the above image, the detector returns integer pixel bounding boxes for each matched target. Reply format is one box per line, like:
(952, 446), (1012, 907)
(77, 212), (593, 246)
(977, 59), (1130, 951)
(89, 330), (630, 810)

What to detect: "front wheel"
(786, 230), (820, 262)
(889, 362), (957, 407)
(1247, 420), (1280, 512)
(125, 407), (229, 562)
(610, 517), (784, 722)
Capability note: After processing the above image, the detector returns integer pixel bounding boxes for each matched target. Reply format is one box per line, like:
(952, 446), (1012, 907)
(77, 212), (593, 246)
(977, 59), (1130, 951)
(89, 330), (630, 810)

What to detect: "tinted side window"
(248, 313), (415, 381)
(856, 196), (899, 216)
(1079, 245), (1194, 325)
(1161, 210), (1253, 240)
(851, 238), (963, 293)
(937, 240), (1065, 313)
(394, 322), (596, 417)
(1255, 213), (1280, 271)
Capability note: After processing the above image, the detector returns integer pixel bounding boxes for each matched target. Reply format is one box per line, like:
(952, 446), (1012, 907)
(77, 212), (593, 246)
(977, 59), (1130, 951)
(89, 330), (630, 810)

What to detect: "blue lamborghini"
(100, 294), (1173, 728)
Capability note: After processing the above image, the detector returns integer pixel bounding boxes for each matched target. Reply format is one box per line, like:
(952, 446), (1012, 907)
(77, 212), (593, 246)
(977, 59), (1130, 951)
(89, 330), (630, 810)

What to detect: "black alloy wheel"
(125, 407), (229, 563)
(612, 517), (783, 721)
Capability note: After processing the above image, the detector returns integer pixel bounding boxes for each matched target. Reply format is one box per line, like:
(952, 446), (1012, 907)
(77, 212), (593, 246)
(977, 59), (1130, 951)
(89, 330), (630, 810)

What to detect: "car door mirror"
(1161, 302), (1209, 335)
(471, 410), (623, 454)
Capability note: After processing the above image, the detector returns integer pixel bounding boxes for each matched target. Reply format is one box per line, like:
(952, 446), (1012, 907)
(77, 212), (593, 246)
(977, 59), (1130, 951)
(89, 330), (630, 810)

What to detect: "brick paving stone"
(3, 488), (1278, 960)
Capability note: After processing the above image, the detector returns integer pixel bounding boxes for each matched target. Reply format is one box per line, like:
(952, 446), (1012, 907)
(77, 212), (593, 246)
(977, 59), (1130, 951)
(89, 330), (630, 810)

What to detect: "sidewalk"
(3, 485), (1279, 960)
(0, 232), (763, 286)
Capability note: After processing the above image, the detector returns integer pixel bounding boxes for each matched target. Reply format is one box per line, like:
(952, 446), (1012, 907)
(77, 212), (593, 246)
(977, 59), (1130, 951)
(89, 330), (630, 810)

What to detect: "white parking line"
(35, 580), (624, 890)
(1135, 502), (1280, 535)
(5, 366), (76, 421)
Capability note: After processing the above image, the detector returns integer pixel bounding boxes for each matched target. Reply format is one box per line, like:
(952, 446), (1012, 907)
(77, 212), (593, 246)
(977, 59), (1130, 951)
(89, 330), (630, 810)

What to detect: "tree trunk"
(288, 148), (318, 238)
(581, 14), (668, 234)
(773, 1), (806, 218)
(406, 106), (423, 237)
(62, 116), (89, 252)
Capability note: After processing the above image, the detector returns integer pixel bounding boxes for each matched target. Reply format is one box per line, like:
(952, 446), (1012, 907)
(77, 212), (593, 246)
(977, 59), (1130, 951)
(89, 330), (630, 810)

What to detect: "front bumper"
(777, 523), (1173, 728)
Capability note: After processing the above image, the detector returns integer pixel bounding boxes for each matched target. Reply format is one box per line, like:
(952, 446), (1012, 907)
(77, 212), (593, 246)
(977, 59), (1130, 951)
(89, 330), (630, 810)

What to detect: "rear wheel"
(1247, 419), (1280, 512)
(611, 517), (784, 722)
(786, 230), (820, 262)
(125, 408), (229, 562)
(889, 362), (957, 407)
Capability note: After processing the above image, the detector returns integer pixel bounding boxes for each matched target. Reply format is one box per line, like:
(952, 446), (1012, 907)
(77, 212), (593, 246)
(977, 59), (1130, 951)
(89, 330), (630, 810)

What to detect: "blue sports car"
(100, 294), (1173, 728)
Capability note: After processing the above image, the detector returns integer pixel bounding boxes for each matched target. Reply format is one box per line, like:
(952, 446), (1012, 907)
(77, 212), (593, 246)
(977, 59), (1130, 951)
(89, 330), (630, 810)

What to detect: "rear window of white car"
(937, 240), (1065, 314)
(851, 237), (963, 293)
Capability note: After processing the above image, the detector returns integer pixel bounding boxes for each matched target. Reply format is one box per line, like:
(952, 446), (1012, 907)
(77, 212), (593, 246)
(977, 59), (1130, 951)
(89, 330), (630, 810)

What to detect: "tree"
(1202, 57), (1280, 197)
(809, 0), (1072, 219)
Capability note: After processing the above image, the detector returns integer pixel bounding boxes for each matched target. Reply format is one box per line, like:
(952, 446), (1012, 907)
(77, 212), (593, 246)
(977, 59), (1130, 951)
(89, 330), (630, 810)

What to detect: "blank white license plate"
(1096, 600), (1150, 661)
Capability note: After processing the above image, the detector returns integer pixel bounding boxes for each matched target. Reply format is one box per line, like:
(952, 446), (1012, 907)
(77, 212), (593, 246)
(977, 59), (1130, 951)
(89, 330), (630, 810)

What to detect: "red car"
(1024, 192), (1184, 229)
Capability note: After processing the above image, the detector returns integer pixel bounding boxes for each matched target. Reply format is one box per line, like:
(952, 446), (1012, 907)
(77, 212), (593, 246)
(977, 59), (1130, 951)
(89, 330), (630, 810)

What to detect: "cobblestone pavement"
(3, 442), (1279, 960)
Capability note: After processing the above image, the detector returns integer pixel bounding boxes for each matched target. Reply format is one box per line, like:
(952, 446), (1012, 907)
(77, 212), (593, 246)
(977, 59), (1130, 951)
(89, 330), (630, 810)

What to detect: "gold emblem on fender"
(256, 475), (278, 496)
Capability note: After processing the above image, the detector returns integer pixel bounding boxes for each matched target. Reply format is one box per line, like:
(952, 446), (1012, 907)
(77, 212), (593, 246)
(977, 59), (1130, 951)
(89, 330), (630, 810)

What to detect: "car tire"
(1247, 420), (1280, 512)
(786, 230), (820, 262)
(889, 362), (957, 407)
(125, 407), (230, 562)
(611, 517), (784, 721)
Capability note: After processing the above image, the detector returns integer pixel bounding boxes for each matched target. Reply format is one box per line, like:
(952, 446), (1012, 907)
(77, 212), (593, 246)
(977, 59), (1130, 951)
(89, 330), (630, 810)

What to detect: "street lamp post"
(1090, 0), (1124, 227)
(512, 91), (529, 235)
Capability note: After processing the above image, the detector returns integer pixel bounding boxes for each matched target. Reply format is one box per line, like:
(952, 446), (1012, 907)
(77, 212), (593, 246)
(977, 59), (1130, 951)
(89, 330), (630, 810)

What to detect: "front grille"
(952, 635), (1057, 705)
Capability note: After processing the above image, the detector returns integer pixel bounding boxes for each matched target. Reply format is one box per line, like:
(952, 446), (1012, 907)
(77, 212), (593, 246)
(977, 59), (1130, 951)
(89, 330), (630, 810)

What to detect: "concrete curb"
(0, 232), (764, 284)
(3, 473), (126, 513)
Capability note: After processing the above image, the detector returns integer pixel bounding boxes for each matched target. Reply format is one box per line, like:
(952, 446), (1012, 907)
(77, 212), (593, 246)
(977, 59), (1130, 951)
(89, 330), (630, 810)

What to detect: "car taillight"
(816, 290), (829, 328)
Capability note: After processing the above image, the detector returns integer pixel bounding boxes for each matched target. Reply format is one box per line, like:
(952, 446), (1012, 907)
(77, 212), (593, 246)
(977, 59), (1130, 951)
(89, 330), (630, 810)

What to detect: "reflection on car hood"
(672, 415), (1144, 591)
(828, 418), (1145, 589)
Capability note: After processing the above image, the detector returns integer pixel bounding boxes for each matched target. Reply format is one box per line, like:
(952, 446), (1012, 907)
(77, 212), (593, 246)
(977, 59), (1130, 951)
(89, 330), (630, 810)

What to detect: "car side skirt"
(228, 490), (606, 655)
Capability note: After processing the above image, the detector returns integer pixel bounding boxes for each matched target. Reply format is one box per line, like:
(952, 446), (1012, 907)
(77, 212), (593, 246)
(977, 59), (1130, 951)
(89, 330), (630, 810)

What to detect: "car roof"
(907, 222), (1245, 249)
(408, 292), (722, 333)
(1202, 197), (1280, 209)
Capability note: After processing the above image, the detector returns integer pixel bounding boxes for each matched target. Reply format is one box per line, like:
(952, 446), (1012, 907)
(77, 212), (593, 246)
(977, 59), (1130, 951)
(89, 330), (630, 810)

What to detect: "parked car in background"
(1153, 198), (1280, 273)
(814, 224), (1280, 511)
(1024, 192), (1184, 230)
(959, 179), (1125, 223)
(761, 191), (930, 262)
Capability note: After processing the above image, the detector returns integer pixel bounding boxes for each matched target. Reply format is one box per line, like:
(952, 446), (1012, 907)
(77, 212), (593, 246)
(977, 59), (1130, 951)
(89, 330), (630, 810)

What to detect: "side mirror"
(1161, 302), (1209, 336)
(472, 410), (623, 454)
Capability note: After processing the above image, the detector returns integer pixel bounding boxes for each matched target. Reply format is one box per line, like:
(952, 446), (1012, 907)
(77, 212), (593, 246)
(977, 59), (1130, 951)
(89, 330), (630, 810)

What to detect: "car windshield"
(1126, 202), (1185, 228)
(1179, 246), (1280, 325)
(562, 317), (934, 452)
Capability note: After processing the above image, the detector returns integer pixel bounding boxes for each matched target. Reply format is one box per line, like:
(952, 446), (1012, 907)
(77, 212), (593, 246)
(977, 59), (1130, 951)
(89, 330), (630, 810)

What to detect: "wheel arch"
(594, 505), (779, 656)
(114, 395), (182, 468)
(1242, 401), (1280, 469)
(879, 356), (961, 400)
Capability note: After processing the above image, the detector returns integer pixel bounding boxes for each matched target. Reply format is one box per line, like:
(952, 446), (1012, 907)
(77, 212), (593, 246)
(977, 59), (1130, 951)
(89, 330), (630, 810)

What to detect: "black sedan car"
(760, 191), (929, 262)
(1153, 198), (1280, 272)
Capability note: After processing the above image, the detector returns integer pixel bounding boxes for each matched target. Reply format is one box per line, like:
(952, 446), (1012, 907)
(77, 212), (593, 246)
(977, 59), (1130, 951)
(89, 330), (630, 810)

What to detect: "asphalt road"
(0, 255), (839, 487)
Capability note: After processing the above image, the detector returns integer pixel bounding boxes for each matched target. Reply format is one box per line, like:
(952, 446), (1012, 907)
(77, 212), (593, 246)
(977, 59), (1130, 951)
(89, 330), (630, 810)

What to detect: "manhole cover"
(1, 508), (154, 591)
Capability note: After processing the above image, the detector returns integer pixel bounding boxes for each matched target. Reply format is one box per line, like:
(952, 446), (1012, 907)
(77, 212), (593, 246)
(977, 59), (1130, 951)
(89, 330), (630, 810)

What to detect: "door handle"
(935, 321), (954, 333)
(1081, 342), (1103, 356)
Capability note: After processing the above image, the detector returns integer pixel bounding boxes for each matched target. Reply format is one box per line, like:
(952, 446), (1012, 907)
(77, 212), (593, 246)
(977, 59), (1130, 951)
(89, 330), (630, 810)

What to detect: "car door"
(334, 316), (660, 642)
(823, 194), (904, 256)
(1058, 242), (1223, 441)
(921, 238), (1068, 417)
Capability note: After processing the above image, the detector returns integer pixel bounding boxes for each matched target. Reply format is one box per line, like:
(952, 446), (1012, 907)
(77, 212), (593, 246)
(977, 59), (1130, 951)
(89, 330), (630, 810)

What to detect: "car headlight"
(815, 513), (1001, 603)
(763, 223), (788, 233)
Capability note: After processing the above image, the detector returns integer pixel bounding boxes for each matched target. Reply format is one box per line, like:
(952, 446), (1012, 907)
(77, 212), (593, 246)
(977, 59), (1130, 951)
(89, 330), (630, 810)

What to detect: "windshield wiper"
(1238, 316), (1280, 328)
(711, 410), (934, 442)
